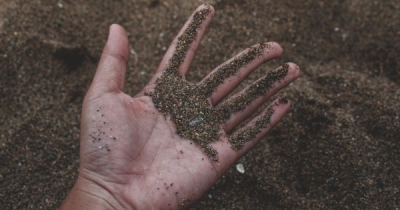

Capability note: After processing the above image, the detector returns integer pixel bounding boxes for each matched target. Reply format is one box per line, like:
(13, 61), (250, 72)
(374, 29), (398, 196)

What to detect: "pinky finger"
(228, 98), (290, 157)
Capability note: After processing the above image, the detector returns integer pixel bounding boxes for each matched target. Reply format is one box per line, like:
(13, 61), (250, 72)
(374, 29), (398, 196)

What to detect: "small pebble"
(236, 163), (245, 173)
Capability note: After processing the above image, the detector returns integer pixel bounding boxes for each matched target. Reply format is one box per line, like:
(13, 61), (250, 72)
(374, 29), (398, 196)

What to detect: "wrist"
(60, 175), (126, 210)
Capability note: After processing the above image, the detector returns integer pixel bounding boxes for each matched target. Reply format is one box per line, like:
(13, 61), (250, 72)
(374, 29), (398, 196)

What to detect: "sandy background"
(1, 0), (399, 209)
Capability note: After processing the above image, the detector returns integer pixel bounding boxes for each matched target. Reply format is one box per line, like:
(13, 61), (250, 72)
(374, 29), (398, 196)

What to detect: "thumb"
(90, 24), (130, 96)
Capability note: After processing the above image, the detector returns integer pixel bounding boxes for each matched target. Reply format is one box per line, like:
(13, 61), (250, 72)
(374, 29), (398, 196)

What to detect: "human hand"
(61, 4), (300, 210)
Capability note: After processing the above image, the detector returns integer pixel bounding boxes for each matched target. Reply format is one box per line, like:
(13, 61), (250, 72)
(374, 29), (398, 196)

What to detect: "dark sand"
(1, 1), (399, 209)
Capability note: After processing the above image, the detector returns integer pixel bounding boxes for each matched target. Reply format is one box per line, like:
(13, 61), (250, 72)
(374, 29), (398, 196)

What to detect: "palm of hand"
(80, 93), (221, 209)
(66, 4), (300, 210)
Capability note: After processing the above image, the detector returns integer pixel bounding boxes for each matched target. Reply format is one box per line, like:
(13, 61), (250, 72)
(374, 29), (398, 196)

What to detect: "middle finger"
(198, 42), (283, 106)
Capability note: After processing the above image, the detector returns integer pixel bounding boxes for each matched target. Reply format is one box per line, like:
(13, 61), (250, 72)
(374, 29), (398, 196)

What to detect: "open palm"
(61, 4), (300, 210)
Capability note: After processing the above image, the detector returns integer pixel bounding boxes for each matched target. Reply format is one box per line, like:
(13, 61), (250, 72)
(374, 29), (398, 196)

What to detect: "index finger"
(148, 4), (214, 85)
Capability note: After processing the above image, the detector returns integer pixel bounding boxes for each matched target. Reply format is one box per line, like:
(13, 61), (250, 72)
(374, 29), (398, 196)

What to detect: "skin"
(60, 4), (300, 210)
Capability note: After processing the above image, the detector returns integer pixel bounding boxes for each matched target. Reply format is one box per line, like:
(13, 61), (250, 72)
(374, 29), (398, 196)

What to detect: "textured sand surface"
(0, 1), (399, 209)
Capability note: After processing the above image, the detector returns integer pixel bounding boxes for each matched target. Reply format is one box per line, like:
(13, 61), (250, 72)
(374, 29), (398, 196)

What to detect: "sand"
(0, 1), (399, 209)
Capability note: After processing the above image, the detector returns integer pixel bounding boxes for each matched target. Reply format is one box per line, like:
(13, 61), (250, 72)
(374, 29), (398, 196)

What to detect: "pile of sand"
(1, 1), (398, 209)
